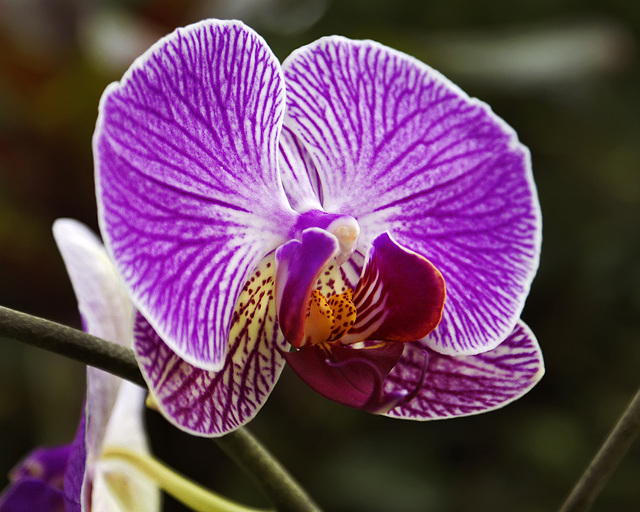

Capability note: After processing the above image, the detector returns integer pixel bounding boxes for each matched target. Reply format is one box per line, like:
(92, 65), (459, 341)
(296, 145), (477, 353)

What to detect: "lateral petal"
(95, 19), (297, 371)
(283, 36), (541, 355)
(383, 321), (544, 420)
(134, 256), (288, 436)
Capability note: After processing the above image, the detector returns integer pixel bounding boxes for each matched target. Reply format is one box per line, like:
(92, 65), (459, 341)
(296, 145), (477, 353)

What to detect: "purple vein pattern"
(94, 19), (543, 434)
(283, 38), (541, 355)
(134, 256), (288, 436)
(386, 321), (543, 419)
(95, 20), (297, 371)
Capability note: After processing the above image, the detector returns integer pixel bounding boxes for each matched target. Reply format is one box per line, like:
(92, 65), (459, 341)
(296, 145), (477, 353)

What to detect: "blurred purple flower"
(0, 220), (159, 512)
(94, 19), (543, 436)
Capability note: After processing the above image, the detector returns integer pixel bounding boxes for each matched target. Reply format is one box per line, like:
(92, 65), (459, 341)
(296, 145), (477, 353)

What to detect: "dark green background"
(1, 0), (639, 511)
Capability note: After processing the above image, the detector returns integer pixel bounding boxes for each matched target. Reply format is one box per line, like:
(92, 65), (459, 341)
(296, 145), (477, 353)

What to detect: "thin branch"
(0, 305), (144, 385)
(216, 428), (321, 512)
(0, 305), (321, 512)
(559, 387), (640, 512)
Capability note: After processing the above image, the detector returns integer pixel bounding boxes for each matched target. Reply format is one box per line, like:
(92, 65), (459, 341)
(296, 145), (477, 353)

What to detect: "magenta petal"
(0, 444), (72, 512)
(134, 256), (288, 436)
(95, 19), (297, 371)
(345, 232), (445, 344)
(0, 479), (65, 512)
(8, 445), (71, 486)
(283, 36), (541, 355)
(383, 321), (544, 419)
(274, 228), (340, 348)
(284, 343), (404, 410)
(62, 411), (86, 512)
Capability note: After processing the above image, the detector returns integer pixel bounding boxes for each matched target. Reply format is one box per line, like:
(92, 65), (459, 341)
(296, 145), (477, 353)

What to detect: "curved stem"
(0, 305), (145, 385)
(559, 388), (640, 512)
(102, 446), (270, 512)
(215, 428), (321, 512)
(0, 305), (321, 512)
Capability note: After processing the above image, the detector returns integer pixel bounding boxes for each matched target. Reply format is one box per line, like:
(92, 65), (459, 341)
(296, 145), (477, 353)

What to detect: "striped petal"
(282, 37), (541, 356)
(383, 321), (544, 420)
(134, 256), (288, 436)
(95, 19), (298, 372)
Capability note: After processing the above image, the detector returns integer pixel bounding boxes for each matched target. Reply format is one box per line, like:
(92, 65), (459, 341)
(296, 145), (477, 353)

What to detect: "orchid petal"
(8, 446), (71, 486)
(284, 343), (404, 410)
(53, 219), (132, 458)
(53, 219), (132, 348)
(278, 125), (323, 212)
(383, 321), (544, 420)
(92, 381), (160, 512)
(283, 37), (541, 355)
(274, 228), (340, 348)
(134, 256), (287, 436)
(53, 220), (159, 511)
(0, 479), (65, 512)
(0, 445), (71, 512)
(94, 19), (298, 371)
(343, 232), (445, 344)
(63, 412), (86, 512)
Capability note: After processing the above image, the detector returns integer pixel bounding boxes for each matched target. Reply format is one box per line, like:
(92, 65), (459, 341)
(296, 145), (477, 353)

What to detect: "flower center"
(302, 289), (357, 346)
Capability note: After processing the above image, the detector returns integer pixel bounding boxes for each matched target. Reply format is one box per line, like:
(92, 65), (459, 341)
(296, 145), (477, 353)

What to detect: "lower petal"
(134, 257), (287, 436)
(382, 321), (544, 420)
(284, 343), (404, 410)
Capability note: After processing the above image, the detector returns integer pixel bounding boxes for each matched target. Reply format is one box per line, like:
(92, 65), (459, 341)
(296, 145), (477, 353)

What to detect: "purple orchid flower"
(94, 19), (543, 437)
(0, 219), (160, 512)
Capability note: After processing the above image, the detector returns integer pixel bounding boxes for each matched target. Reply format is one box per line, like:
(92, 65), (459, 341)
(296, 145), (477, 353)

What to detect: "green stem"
(559, 388), (640, 512)
(0, 305), (321, 512)
(0, 305), (144, 385)
(215, 429), (321, 512)
(102, 446), (270, 512)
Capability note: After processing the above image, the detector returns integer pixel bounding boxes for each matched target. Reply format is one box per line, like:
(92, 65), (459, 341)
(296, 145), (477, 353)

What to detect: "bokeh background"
(1, 0), (639, 511)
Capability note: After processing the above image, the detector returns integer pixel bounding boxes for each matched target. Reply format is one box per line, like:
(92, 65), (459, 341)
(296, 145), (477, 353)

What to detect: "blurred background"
(1, 0), (639, 511)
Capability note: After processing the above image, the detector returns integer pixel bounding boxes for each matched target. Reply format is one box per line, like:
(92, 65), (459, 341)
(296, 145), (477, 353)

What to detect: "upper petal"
(134, 255), (288, 436)
(282, 36), (541, 355)
(383, 321), (544, 420)
(94, 19), (298, 371)
(52, 219), (133, 348)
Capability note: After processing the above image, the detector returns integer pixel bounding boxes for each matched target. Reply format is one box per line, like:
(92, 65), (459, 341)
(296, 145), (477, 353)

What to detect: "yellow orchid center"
(302, 289), (357, 346)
